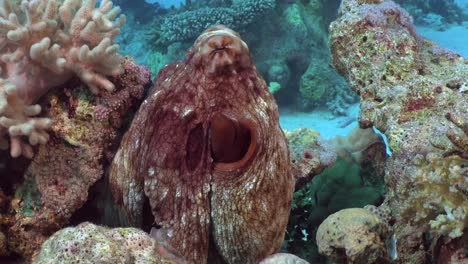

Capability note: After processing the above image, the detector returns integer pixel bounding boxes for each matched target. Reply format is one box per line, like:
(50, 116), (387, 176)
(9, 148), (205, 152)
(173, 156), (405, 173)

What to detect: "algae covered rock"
(34, 222), (178, 264)
(329, 0), (467, 261)
(316, 208), (390, 264)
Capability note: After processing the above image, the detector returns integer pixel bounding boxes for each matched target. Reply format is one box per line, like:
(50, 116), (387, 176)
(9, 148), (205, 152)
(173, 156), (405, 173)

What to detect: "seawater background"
(116, 0), (468, 139)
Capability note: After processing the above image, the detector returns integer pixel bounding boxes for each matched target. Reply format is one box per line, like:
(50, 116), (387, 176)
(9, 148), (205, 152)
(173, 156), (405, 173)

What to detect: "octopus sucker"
(110, 25), (294, 264)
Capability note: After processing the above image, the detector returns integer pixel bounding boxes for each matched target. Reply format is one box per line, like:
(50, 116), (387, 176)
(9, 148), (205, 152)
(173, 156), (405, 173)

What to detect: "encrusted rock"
(316, 208), (390, 264)
(34, 222), (179, 264)
(329, 0), (467, 261)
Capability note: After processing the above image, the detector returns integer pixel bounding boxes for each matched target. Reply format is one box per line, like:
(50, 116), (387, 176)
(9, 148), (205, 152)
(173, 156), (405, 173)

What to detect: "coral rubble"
(330, 0), (467, 262)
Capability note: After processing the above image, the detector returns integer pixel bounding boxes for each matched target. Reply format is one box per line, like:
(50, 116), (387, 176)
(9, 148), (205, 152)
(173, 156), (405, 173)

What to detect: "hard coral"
(316, 208), (390, 264)
(34, 222), (180, 264)
(0, 0), (125, 158)
(160, 0), (276, 42)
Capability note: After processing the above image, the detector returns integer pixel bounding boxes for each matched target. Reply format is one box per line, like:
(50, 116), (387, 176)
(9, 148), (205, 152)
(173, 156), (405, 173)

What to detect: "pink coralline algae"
(94, 58), (150, 127)
(110, 25), (296, 264)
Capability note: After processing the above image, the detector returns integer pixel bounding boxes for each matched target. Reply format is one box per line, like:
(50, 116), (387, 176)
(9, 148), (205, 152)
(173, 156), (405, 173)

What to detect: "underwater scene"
(0, 0), (467, 263)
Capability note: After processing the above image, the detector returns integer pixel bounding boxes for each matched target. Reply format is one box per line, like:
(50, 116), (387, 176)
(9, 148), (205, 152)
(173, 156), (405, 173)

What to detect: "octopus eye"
(210, 113), (256, 171)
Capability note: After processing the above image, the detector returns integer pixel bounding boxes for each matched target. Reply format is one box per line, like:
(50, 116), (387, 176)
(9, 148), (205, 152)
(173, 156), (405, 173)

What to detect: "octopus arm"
(108, 76), (168, 226)
(111, 63), (212, 263)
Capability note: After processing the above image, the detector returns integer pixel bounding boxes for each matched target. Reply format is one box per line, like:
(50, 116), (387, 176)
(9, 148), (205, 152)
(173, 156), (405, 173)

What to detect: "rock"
(316, 208), (390, 264)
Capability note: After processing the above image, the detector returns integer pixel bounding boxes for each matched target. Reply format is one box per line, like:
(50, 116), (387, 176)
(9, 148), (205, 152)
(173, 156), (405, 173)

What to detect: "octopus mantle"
(109, 26), (294, 264)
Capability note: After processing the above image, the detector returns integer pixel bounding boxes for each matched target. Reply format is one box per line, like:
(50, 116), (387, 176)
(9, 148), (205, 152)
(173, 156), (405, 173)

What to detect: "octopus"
(109, 25), (316, 264)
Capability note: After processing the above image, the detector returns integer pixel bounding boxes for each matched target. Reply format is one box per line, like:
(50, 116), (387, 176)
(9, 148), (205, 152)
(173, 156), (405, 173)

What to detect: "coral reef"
(34, 222), (180, 263)
(0, 58), (150, 260)
(159, 0), (276, 43)
(0, 0), (125, 157)
(316, 208), (391, 264)
(330, 0), (467, 262)
(394, 0), (467, 25)
(247, 0), (357, 114)
(298, 58), (355, 113)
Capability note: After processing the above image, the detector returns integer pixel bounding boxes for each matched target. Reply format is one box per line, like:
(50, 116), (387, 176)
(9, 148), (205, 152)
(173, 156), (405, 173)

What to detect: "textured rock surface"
(284, 128), (337, 190)
(110, 26), (295, 264)
(34, 222), (179, 264)
(316, 208), (390, 264)
(330, 0), (467, 262)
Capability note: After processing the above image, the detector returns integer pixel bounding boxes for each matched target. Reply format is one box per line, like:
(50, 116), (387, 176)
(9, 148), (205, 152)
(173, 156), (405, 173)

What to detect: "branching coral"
(0, 0), (125, 157)
(0, 80), (51, 157)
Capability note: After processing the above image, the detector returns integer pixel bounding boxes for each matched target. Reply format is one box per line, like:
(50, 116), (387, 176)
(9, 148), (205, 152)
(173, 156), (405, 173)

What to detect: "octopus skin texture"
(109, 25), (295, 264)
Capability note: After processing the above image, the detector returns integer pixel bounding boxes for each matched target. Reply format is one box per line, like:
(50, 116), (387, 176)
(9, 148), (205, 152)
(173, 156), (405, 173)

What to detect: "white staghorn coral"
(0, 0), (125, 157)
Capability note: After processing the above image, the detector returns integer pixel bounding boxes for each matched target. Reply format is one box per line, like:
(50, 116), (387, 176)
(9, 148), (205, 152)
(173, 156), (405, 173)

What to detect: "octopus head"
(189, 25), (253, 76)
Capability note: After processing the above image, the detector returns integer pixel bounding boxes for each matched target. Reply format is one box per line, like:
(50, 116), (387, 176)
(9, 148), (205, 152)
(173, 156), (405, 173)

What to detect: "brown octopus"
(110, 25), (307, 264)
